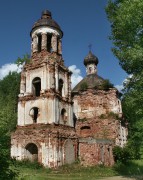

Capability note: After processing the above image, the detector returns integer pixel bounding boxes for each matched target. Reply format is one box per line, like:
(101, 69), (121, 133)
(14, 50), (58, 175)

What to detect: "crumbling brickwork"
(11, 124), (77, 167)
(11, 10), (128, 168)
(72, 88), (127, 166)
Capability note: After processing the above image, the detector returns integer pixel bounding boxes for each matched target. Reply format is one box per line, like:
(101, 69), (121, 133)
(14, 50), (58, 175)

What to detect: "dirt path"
(101, 176), (142, 180)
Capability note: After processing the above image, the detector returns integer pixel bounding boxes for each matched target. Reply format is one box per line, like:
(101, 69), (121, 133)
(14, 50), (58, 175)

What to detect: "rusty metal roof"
(30, 10), (63, 37)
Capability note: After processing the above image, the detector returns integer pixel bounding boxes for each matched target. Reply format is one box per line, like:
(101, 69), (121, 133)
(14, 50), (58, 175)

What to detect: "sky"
(0, 0), (127, 90)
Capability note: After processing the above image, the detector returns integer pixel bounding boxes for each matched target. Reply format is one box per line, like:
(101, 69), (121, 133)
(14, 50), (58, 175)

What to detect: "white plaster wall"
(41, 143), (49, 166)
(18, 102), (25, 126)
(11, 144), (24, 160)
(86, 64), (97, 75)
(25, 68), (43, 94)
(31, 27), (61, 39)
(69, 104), (74, 127)
(24, 98), (54, 125)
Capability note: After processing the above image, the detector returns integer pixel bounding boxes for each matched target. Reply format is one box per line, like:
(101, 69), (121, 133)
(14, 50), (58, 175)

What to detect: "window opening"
(47, 34), (52, 52)
(80, 126), (91, 130)
(59, 79), (63, 95)
(38, 34), (42, 52)
(30, 107), (39, 123)
(33, 107), (39, 123)
(25, 143), (38, 162)
(61, 108), (67, 123)
(89, 67), (92, 73)
(32, 77), (41, 97)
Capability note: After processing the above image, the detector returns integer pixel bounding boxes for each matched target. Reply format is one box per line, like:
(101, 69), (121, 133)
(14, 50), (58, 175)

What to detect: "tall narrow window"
(47, 34), (52, 52)
(38, 34), (42, 52)
(59, 79), (63, 96)
(61, 108), (67, 124)
(32, 77), (41, 97)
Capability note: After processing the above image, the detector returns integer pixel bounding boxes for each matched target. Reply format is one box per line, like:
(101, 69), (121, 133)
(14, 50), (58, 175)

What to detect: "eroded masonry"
(11, 10), (128, 167)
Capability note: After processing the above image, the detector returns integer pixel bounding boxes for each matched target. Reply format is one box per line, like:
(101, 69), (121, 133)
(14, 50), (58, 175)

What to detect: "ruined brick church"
(11, 10), (127, 167)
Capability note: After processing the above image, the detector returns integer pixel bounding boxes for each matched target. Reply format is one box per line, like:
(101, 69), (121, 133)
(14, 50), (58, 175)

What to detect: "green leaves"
(0, 72), (20, 133)
(106, 0), (143, 156)
(0, 71), (20, 179)
(106, 0), (143, 74)
(15, 54), (30, 66)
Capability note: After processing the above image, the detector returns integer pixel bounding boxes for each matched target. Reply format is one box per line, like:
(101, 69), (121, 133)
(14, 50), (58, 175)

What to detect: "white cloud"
(0, 63), (83, 89)
(115, 74), (133, 92)
(115, 84), (124, 92)
(68, 65), (83, 89)
(0, 63), (22, 80)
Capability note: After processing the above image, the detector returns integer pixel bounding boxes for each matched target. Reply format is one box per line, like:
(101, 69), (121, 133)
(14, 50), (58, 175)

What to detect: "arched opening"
(80, 126), (91, 137)
(89, 67), (92, 73)
(64, 140), (75, 164)
(29, 107), (39, 123)
(25, 143), (38, 162)
(47, 33), (52, 52)
(37, 34), (42, 52)
(59, 79), (63, 96)
(61, 108), (67, 124)
(32, 77), (41, 97)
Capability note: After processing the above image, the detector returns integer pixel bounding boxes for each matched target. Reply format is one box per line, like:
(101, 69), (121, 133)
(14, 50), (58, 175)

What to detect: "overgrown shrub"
(0, 133), (18, 179)
(100, 79), (114, 90)
(80, 82), (88, 91)
(113, 145), (133, 164)
(14, 159), (43, 170)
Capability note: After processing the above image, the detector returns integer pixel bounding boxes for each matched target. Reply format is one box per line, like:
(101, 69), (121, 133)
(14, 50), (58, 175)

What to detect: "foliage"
(80, 82), (88, 91)
(106, 0), (143, 75)
(100, 79), (114, 90)
(15, 54), (30, 66)
(0, 132), (18, 179)
(0, 72), (20, 133)
(0, 71), (20, 179)
(14, 159), (43, 170)
(99, 112), (119, 119)
(113, 145), (133, 164)
(114, 160), (143, 176)
(106, 0), (143, 155)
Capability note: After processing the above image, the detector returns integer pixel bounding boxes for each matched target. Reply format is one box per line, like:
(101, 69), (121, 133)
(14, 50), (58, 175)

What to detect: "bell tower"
(18, 10), (73, 126)
(11, 10), (77, 168)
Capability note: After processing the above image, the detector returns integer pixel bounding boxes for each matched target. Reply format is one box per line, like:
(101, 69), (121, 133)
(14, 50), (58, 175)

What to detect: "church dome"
(30, 10), (63, 37)
(72, 74), (105, 93)
(84, 51), (98, 66)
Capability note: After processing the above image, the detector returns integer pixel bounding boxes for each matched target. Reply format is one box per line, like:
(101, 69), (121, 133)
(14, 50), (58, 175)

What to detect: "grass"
(12, 160), (143, 180)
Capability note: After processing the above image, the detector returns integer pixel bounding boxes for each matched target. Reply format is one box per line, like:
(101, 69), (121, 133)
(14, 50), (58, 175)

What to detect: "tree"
(0, 72), (20, 133)
(0, 71), (20, 179)
(106, 0), (143, 157)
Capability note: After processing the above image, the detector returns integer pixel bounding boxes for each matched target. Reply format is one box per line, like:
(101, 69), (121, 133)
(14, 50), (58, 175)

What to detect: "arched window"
(25, 143), (38, 162)
(37, 34), (42, 52)
(30, 107), (39, 123)
(61, 108), (67, 124)
(47, 33), (52, 52)
(59, 79), (63, 95)
(32, 77), (41, 97)
(80, 126), (91, 137)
